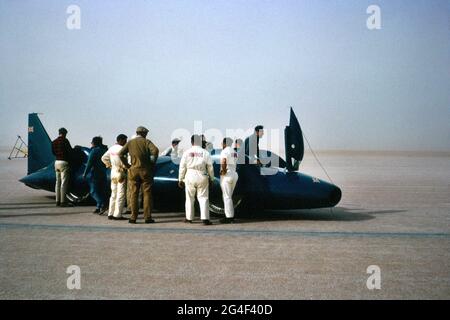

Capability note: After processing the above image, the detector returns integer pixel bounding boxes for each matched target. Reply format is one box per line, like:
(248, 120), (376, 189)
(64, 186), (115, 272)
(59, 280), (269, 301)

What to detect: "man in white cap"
(178, 134), (215, 225)
(160, 138), (183, 158)
(219, 137), (239, 223)
(102, 134), (128, 220)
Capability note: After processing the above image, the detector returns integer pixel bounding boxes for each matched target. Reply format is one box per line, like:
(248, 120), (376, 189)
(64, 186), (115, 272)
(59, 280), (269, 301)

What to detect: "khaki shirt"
(119, 136), (159, 171)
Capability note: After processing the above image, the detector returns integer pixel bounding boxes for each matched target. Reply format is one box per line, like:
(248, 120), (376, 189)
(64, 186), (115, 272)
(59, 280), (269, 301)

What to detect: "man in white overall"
(101, 134), (128, 220)
(178, 134), (215, 225)
(219, 137), (239, 223)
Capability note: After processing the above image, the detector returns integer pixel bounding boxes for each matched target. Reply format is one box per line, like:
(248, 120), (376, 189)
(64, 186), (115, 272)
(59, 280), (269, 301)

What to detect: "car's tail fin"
(284, 107), (304, 172)
(27, 113), (54, 174)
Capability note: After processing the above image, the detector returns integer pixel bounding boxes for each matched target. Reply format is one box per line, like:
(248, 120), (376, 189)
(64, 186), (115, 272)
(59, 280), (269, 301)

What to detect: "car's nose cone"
(19, 174), (38, 188)
(329, 186), (342, 206)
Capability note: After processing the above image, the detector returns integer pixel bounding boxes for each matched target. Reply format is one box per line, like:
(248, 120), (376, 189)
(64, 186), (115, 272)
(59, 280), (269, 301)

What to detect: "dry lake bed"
(0, 149), (449, 299)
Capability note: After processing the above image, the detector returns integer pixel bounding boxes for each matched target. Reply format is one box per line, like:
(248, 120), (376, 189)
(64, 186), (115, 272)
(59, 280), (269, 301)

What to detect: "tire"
(66, 191), (91, 204)
(209, 194), (244, 217)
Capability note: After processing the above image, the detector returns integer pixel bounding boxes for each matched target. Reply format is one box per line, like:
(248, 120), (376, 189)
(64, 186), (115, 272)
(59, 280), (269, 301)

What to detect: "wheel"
(66, 191), (91, 204)
(209, 194), (244, 217)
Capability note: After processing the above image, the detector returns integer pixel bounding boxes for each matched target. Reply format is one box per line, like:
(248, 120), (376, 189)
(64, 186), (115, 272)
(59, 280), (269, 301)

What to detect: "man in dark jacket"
(51, 127), (73, 207)
(83, 136), (108, 214)
(244, 125), (264, 166)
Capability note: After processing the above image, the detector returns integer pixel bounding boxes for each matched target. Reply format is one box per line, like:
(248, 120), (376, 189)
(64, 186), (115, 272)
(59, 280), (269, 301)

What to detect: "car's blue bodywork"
(20, 110), (341, 214)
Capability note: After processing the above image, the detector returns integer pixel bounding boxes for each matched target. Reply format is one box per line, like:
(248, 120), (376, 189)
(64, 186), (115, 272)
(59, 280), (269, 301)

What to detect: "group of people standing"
(51, 125), (265, 225)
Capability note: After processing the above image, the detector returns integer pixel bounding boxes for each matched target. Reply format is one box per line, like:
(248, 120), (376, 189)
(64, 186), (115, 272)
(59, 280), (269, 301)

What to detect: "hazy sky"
(0, 0), (449, 153)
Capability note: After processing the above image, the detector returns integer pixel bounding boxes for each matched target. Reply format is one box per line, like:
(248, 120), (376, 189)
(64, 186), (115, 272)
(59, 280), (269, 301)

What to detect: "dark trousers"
(89, 178), (107, 209)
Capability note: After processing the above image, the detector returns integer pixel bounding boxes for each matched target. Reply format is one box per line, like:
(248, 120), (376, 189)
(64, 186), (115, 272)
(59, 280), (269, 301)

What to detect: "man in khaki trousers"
(51, 127), (73, 207)
(119, 126), (159, 224)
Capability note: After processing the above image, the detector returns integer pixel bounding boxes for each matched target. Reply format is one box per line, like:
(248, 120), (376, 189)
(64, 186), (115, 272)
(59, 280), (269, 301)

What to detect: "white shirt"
(101, 144), (126, 169)
(179, 146), (214, 181)
(160, 145), (182, 158)
(220, 146), (238, 174)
